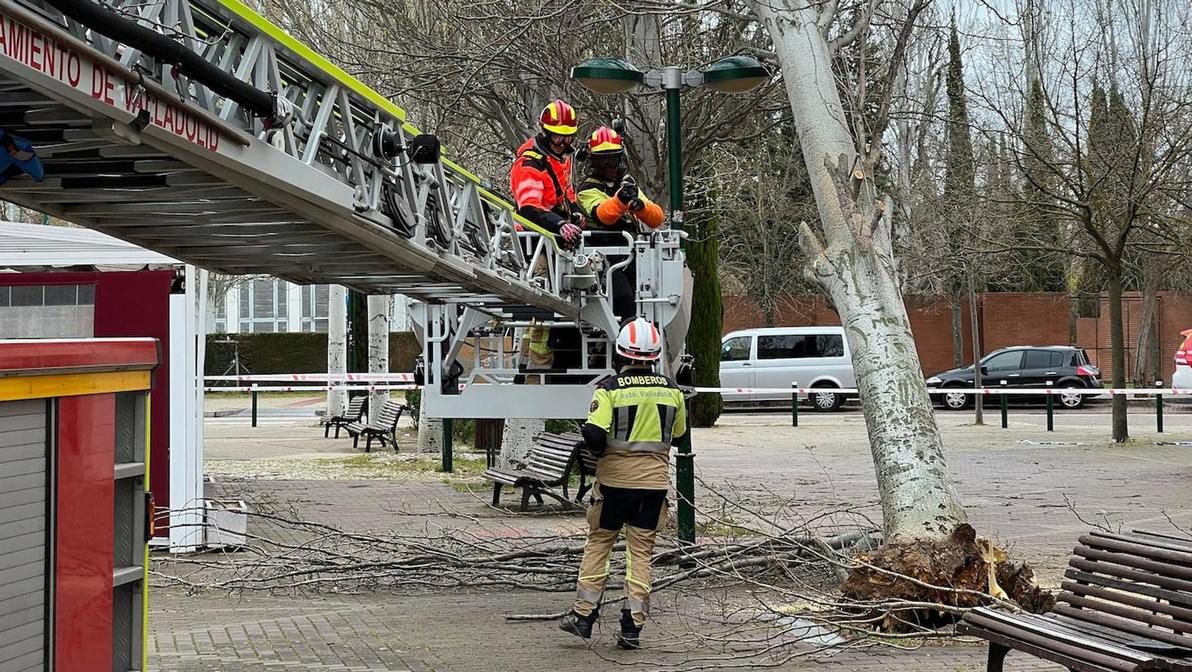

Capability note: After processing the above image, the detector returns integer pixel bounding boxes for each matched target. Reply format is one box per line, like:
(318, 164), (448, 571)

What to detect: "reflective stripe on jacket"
(510, 137), (574, 231)
(585, 368), (686, 455)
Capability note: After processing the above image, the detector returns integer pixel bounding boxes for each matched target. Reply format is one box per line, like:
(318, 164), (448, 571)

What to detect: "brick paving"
(148, 407), (1192, 671)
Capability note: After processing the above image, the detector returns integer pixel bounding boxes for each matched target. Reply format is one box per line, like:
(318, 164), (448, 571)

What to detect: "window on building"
(277, 283), (287, 319)
(11, 285), (42, 306)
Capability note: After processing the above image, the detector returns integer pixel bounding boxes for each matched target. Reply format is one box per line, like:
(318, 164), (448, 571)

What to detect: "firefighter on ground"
(559, 317), (687, 650)
(575, 126), (664, 324)
(509, 100), (586, 376)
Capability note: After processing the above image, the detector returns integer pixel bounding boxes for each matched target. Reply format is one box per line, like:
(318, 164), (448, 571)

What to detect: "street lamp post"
(572, 55), (768, 547)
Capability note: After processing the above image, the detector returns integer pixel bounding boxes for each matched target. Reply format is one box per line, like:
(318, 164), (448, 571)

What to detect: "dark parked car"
(926, 346), (1103, 410)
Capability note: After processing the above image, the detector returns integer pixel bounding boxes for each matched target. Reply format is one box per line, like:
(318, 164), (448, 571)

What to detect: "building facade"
(209, 277), (410, 333)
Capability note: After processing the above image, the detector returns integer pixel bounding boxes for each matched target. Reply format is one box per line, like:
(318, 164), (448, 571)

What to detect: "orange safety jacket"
(509, 136), (575, 234)
(576, 176), (665, 233)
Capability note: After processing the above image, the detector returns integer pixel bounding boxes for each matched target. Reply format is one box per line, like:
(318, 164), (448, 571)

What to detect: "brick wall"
(980, 293), (1071, 352)
(722, 291), (1192, 379)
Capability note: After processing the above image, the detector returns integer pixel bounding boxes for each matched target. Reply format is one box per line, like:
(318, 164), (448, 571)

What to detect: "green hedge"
(205, 331), (421, 375)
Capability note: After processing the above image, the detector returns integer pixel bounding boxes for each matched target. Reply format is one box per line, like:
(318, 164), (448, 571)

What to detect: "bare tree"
(750, 0), (970, 557)
(970, 0), (1192, 441)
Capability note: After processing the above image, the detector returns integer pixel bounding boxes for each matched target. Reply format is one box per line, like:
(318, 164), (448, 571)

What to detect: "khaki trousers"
(573, 483), (668, 627)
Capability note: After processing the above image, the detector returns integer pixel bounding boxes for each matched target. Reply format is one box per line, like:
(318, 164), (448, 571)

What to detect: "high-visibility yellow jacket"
(582, 365), (687, 490)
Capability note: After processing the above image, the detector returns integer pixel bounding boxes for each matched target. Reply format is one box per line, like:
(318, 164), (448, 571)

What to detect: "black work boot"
(559, 609), (598, 639)
(615, 608), (642, 649)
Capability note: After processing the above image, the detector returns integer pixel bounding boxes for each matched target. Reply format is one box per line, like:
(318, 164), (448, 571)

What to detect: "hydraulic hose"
(43, 0), (278, 121)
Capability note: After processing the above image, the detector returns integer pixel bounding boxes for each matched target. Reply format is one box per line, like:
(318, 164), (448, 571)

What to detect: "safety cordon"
(205, 374), (414, 382)
(693, 386), (1192, 396)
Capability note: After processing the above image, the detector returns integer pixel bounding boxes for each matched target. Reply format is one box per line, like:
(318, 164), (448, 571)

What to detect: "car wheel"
(942, 389), (970, 410)
(1058, 388), (1085, 409)
(811, 387), (843, 412)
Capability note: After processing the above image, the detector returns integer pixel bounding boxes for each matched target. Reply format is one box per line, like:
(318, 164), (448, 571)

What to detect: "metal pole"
(663, 66), (684, 232)
(675, 398), (695, 547)
(663, 66), (695, 547)
(791, 382), (799, 427)
(251, 383), (258, 428)
(1156, 380), (1164, 434)
(1045, 380), (1054, 432)
(442, 418), (454, 473)
(1000, 380), (1008, 429)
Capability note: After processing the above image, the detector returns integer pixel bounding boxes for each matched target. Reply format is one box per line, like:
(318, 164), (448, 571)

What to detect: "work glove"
(560, 222), (583, 246)
(617, 176), (639, 205)
(570, 210), (587, 228)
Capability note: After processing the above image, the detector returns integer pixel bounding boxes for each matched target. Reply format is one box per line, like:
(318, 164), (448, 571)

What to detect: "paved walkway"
(148, 407), (1192, 670)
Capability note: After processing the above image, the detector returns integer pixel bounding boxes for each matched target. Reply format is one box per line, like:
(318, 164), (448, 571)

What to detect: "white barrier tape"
(204, 373), (414, 382)
(693, 387), (1192, 396)
(204, 385), (419, 392)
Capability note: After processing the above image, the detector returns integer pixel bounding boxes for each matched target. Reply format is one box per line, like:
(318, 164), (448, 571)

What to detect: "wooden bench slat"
(1053, 603), (1192, 651)
(1082, 535), (1192, 568)
(1069, 558), (1192, 595)
(1065, 569), (1192, 611)
(1126, 531), (1192, 553)
(1059, 593), (1192, 636)
(1063, 579), (1192, 621)
(1074, 546), (1192, 583)
(964, 609), (1152, 667)
(1047, 613), (1192, 655)
(958, 624), (1134, 672)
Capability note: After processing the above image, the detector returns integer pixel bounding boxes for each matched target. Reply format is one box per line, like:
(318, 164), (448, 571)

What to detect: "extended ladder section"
(0, 0), (689, 417)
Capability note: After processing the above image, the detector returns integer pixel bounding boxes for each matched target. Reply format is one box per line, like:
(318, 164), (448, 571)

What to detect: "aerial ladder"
(0, 0), (691, 418)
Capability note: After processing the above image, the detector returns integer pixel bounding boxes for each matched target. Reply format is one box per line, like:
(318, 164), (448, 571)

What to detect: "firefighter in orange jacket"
(576, 126), (664, 323)
(510, 100), (585, 375)
(510, 100), (585, 246)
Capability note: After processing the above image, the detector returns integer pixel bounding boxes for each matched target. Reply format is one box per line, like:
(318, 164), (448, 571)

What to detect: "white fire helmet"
(616, 317), (662, 362)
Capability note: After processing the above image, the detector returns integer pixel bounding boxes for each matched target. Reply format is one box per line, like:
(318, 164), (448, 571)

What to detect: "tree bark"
(950, 290), (964, 367)
(687, 182), (724, 428)
(1106, 270), (1129, 442)
(367, 295), (390, 418)
(753, 0), (967, 543)
(327, 284), (348, 417)
(1133, 265), (1159, 387)
(969, 278), (984, 425)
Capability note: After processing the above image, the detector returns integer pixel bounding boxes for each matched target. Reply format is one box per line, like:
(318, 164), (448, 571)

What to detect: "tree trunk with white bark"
(327, 285), (348, 418)
(754, 0), (967, 544)
(745, 1), (1044, 622)
(367, 295), (390, 417)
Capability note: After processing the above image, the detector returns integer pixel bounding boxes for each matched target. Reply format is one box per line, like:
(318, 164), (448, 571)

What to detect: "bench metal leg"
(334, 425), (342, 439)
(324, 423), (331, 438)
(520, 488), (532, 512)
(533, 492), (544, 505)
(365, 433), (373, 453)
(352, 434), (359, 449)
(986, 643), (1008, 672)
(492, 482), (503, 507)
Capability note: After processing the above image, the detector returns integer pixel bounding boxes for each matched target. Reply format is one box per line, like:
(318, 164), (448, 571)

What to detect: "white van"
(720, 326), (856, 411)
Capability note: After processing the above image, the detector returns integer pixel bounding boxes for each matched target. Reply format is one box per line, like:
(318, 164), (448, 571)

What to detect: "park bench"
(346, 399), (407, 453)
(958, 529), (1192, 672)
(483, 431), (596, 512)
(320, 395), (367, 438)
